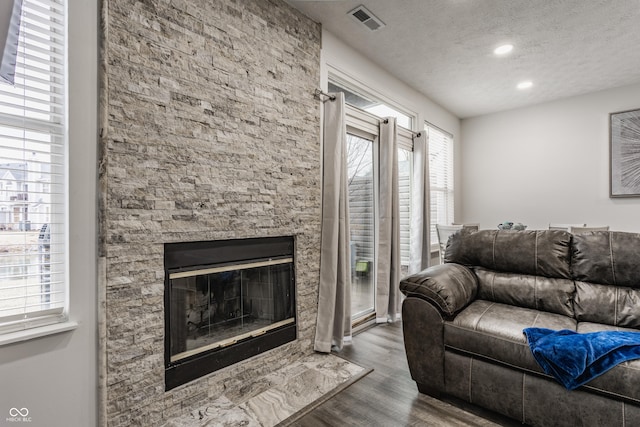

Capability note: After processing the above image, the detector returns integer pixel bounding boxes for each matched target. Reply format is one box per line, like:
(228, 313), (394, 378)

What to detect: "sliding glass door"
(343, 104), (415, 323)
(347, 133), (375, 318)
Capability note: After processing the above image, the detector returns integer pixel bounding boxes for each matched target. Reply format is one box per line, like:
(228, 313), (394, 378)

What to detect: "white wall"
(461, 82), (640, 232)
(320, 29), (463, 218)
(0, 1), (98, 426)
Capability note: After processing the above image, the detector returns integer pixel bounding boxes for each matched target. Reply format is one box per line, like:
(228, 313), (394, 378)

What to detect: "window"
(427, 123), (454, 247)
(329, 78), (413, 129)
(0, 0), (67, 334)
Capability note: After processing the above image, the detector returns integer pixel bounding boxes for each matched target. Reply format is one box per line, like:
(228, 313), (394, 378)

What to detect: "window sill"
(0, 321), (78, 347)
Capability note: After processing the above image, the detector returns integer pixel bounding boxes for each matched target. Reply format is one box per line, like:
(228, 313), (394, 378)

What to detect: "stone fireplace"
(164, 236), (296, 390)
(98, 0), (321, 425)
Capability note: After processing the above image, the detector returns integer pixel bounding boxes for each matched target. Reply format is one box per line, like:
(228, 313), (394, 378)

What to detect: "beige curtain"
(376, 118), (401, 322)
(0, 0), (23, 85)
(314, 92), (352, 352)
(409, 131), (431, 274)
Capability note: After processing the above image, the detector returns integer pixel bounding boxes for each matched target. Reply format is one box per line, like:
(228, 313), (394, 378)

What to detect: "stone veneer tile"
(99, 0), (321, 425)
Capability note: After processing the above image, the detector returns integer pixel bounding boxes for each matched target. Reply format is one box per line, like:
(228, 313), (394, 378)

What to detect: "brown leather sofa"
(400, 229), (640, 426)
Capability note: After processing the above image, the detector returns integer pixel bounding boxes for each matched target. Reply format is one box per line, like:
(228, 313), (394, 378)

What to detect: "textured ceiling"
(286, 0), (640, 118)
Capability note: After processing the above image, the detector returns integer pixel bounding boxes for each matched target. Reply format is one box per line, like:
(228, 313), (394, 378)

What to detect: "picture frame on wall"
(610, 108), (640, 197)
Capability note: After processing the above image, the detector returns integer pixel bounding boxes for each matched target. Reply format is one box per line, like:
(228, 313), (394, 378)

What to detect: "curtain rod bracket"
(314, 89), (336, 102)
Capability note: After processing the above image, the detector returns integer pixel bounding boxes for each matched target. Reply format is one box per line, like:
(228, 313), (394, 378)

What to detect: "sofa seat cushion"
(576, 322), (640, 404)
(444, 300), (576, 374)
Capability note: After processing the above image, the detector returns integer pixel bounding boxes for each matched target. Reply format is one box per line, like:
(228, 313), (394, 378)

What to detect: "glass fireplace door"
(169, 257), (294, 363)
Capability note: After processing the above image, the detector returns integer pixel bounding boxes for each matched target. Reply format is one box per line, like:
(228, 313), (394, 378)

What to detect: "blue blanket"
(523, 327), (640, 390)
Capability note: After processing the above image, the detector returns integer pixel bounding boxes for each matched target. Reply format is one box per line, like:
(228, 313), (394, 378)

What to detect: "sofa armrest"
(400, 263), (478, 317)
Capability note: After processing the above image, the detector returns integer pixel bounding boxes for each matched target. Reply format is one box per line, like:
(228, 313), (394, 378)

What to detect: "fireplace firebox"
(164, 236), (296, 390)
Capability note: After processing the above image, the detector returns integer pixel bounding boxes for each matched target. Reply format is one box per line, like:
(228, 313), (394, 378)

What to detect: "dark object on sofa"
(400, 229), (640, 427)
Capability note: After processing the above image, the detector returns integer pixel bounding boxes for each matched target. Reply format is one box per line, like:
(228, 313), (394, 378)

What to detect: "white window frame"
(0, 0), (70, 342)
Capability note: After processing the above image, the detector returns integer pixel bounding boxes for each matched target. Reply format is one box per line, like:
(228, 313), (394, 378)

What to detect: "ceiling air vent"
(348, 5), (385, 31)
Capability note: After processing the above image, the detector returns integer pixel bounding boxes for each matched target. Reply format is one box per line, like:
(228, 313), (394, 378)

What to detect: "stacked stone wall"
(99, 0), (321, 424)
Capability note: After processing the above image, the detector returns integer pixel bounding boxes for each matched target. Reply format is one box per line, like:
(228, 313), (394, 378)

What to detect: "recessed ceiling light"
(494, 44), (514, 55)
(517, 81), (533, 90)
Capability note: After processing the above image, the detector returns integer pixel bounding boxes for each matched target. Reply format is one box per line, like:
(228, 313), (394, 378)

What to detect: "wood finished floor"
(291, 322), (522, 427)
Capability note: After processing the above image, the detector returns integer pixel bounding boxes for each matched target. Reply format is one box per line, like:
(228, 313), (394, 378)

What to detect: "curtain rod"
(314, 89), (336, 102)
(319, 95), (423, 137)
(381, 118), (422, 138)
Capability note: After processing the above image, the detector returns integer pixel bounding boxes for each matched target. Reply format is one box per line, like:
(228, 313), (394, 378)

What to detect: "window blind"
(398, 146), (412, 272)
(397, 127), (413, 274)
(0, 0), (67, 334)
(0, 0), (24, 85)
(427, 123), (454, 246)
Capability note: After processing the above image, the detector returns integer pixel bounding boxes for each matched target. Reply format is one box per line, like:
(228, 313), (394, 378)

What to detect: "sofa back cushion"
(572, 231), (640, 287)
(574, 281), (640, 328)
(445, 229), (572, 279)
(475, 267), (575, 318)
(572, 231), (640, 328)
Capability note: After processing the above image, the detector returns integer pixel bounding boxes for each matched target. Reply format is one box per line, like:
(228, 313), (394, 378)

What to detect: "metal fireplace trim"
(163, 236), (297, 391)
(168, 257), (293, 280)
(171, 317), (295, 363)
(165, 322), (297, 391)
